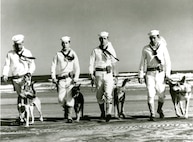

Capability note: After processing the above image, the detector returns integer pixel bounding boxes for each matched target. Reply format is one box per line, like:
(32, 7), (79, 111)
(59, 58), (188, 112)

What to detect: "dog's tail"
(121, 78), (130, 87)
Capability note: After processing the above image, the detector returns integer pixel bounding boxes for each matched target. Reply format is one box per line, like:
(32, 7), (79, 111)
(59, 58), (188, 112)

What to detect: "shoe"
(149, 114), (155, 121)
(100, 112), (105, 120)
(149, 116), (155, 121)
(106, 114), (111, 122)
(149, 117), (155, 121)
(159, 112), (164, 119)
(157, 110), (164, 119)
(67, 119), (73, 123)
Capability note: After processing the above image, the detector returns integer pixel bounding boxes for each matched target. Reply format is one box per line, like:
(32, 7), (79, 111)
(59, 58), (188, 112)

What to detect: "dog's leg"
(81, 103), (84, 119)
(29, 105), (34, 124)
(174, 99), (181, 117)
(120, 101), (125, 118)
(117, 102), (121, 118)
(179, 101), (185, 116)
(76, 111), (81, 122)
(171, 93), (179, 117)
(75, 104), (82, 122)
(25, 105), (30, 127)
(18, 103), (25, 123)
(184, 96), (190, 119)
(33, 98), (43, 122)
(74, 106), (78, 121)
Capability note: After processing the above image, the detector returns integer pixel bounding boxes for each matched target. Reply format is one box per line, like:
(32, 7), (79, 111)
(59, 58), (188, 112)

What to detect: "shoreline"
(1, 72), (193, 94)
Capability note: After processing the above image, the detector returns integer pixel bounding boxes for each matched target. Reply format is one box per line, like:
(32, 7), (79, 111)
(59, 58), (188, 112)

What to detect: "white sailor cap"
(148, 30), (159, 37)
(61, 36), (71, 42)
(98, 31), (109, 38)
(12, 34), (24, 44)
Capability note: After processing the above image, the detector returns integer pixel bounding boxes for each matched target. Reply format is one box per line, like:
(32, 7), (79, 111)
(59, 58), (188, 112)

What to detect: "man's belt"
(95, 66), (112, 73)
(57, 75), (70, 80)
(95, 68), (107, 71)
(147, 66), (162, 72)
(12, 75), (25, 79)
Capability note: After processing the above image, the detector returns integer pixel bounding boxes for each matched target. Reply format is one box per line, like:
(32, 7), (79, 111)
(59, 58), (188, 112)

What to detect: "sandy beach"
(1, 72), (193, 142)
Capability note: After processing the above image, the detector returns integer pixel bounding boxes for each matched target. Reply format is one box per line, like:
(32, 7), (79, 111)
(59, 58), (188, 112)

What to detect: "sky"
(1, 0), (193, 75)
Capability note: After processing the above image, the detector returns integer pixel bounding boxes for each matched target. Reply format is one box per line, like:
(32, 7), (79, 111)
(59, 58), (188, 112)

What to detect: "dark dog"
(114, 78), (130, 119)
(71, 84), (84, 122)
(19, 75), (43, 127)
(166, 76), (192, 118)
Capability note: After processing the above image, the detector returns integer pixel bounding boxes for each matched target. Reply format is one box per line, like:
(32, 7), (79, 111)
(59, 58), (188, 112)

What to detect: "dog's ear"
(78, 84), (81, 88)
(181, 76), (186, 83)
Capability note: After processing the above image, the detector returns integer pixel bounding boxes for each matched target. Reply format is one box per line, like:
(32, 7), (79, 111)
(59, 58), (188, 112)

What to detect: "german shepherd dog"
(71, 84), (84, 122)
(166, 76), (192, 118)
(19, 75), (43, 127)
(114, 78), (130, 119)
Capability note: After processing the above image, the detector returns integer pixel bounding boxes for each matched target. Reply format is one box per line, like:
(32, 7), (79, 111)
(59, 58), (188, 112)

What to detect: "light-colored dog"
(167, 76), (192, 118)
(114, 78), (130, 119)
(19, 75), (43, 127)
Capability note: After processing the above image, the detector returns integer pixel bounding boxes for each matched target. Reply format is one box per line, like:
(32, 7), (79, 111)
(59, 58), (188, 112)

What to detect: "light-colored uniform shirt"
(89, 42), (117, 74)
(51, 49), (80, 81)
(3, 47), (35, 76)
(138, 40), (171, 78)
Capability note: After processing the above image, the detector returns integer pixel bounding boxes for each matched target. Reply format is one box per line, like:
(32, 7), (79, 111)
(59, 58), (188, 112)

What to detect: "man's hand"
(164, 76), (170, 83)
(89, 74), (95, 87)
(89, 74), (95, 80)
(114, 76), (118, 85)
(138, 77), (143, 84)
(2, 75), (8, 82)
(52, 78), (57, 83)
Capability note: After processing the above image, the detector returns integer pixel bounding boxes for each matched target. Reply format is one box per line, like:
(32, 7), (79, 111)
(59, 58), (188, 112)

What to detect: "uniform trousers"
(95, 71), (114, 115)
(58, 77), (74, 107)
(145, 71), (166, 116)
(58, 77), (74, 120)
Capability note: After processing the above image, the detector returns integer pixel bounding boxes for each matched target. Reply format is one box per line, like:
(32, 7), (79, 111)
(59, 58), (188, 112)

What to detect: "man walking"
(138, 30), (171, 121)
(51, 36), (80, 123)
(2, 34), (36, 123)
(89, 31), (118, 122)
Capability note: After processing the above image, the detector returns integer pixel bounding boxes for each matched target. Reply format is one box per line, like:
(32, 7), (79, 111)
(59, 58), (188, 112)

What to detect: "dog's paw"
(75, 119), (80, 123)
(184, 115), (189, 119)
(29, 121), (34, 125)
(39, 117), (43, 122)
(176, 113), (181, 118)
(25, 124), (29, 127)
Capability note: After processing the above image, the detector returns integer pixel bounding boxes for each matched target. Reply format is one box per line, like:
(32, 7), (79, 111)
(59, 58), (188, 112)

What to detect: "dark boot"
(99, 104), (105, 119)
(157, 102), (164, 119)
(148, 103), (155, 121)
(63, 105), (68, 119)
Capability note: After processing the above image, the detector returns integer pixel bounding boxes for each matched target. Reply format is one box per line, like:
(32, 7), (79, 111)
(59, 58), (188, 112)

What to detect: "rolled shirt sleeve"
(51, 54), (58, 80)
(138, 48), (146, 79)
(89, 50), (95, 75)
(163, 46), (171, 77)
(73, 52), (80, 81)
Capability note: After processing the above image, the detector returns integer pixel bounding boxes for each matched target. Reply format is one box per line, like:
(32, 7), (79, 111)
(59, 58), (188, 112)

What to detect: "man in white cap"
(51, 36), (80, 123)
(138, 30), (171, 121)
(2, 34), (36, 123)
(89, 31), (118, 122)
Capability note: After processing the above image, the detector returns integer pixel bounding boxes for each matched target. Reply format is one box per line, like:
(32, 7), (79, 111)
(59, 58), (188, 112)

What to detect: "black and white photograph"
(1, 0), (193, 141)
